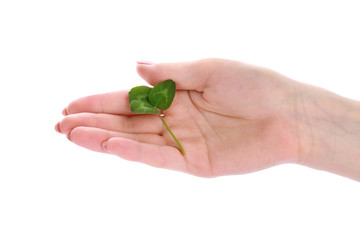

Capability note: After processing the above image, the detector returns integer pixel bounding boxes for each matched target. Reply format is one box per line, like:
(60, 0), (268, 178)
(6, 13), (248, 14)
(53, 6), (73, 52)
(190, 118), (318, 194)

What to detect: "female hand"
(56, 59), (360, 180)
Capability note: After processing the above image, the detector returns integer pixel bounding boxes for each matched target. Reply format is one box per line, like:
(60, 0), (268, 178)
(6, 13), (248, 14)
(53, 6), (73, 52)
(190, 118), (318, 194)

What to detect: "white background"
(1, 0), (360, 239)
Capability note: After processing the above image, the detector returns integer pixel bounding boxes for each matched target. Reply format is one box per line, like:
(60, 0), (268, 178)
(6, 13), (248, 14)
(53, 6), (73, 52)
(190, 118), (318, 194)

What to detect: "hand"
(55, 59), (299, 177)
(55, 58), (360, 180)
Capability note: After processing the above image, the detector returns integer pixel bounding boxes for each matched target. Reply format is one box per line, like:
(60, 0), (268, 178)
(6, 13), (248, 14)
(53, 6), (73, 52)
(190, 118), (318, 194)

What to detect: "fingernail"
(55, 122), (61, 133)
(62, 108), (68, 116)
(102, 141), (108, 151)
(136, 60), (154, 65)
(66, 132), (72, 141)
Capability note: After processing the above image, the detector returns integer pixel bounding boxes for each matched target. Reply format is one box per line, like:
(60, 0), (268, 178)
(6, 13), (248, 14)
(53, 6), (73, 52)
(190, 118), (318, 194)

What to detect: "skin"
(55, 58), (360, 181)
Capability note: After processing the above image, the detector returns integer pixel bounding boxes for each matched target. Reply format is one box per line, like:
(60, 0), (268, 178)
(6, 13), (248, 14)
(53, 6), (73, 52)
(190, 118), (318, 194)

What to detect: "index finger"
(64, 90), (134, 115)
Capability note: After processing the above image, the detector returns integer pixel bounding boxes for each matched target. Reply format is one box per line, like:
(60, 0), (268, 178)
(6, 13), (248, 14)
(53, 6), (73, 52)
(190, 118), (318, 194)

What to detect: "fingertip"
(66, 131), (72, 141)
(101, 140), (108, 152)
(62, 107), (68, 116)
(136, 62), (158, 86)
(55, 122), (61, 133)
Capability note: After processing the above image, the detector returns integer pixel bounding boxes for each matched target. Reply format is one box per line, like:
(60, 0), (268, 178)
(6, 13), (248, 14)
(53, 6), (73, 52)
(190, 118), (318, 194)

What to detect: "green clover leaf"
(148, 79), (175, 110)
(128, 86), (159, 114)
(128, 79), (184, 155)
(129, 100), (159, 114)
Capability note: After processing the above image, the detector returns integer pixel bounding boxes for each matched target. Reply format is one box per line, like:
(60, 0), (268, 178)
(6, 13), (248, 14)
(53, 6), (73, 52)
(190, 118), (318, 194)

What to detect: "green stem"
(158, 114), (185, 155)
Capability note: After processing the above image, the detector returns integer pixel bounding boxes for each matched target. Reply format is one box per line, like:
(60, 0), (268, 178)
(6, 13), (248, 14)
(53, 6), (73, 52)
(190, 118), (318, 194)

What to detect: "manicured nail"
(55, 122), (61, 133)
(136, 60), (154, 65)
(62, 108), (68, 116)
(102, 141), (108, 151)
(66, 132), (72, 141)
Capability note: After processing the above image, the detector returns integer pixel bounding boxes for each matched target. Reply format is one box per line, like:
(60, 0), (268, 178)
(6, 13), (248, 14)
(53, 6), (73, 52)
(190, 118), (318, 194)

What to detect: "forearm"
(295, 83), (360, 181)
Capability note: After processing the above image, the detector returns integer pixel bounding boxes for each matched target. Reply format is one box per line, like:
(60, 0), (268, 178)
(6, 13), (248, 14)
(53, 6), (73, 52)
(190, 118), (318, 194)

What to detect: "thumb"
(136, 58), (229, 91)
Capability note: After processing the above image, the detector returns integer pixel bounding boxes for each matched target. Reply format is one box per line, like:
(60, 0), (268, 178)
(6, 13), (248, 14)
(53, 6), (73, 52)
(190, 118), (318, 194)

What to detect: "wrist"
(294, 84), (360, 181)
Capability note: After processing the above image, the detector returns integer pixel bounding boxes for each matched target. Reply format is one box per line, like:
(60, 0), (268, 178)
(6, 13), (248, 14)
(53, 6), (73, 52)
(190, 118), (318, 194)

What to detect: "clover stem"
(158, 114), (185, 155)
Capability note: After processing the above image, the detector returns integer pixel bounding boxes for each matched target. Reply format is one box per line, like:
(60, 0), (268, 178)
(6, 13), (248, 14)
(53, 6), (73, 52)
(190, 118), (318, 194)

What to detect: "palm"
(162, 62), (298, 176)
(57, 59), (299, 177)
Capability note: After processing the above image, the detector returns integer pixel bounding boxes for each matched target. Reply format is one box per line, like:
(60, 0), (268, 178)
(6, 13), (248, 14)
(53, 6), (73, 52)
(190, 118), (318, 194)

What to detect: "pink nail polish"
(62, 108), (68, 116)
(102, 141), (108, 151)
(55, 122), (61, 133)
(136, 60), (154, 65)
(66, 132), (71, 141)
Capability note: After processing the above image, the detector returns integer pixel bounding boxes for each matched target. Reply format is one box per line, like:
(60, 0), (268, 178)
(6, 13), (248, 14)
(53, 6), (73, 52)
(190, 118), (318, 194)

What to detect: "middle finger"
(56, 113), (164, 135)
